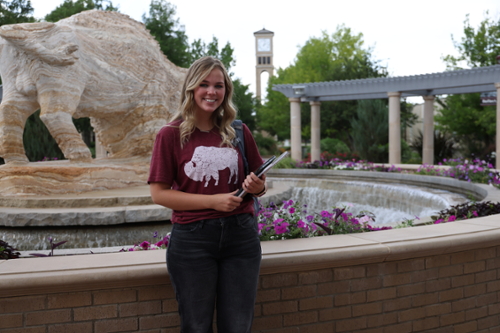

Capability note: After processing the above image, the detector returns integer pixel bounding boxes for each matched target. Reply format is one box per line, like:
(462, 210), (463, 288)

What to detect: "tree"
(442, 13), (500, 70)
(44, 0), (118, 22)
(0, 0), (35, 26)
(258, 26), (387, 145)
(142, 0), (190, 68)
(350, 99), (388, 162)
(437, 13), (500, 159)
(23, 111), (65, 161)
(188, 36), (235, 75)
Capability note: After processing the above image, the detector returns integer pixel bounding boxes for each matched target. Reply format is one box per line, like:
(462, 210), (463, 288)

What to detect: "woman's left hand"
(242, 173), (266, 195)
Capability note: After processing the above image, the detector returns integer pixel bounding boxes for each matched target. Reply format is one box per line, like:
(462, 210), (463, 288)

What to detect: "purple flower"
(448, 215), (457, 222)
(297, 219), (305, 228)
(275, 223), (289, 234)
(321, 210), (332, 218)
(472, 211), (478, 217)
(434, 219), (444, 224)
(140, 241), (150, 250)
(289, 207), (296, 214)
(273, 218), (284, 225)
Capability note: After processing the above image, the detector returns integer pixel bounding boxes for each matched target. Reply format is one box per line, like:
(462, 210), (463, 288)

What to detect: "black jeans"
(167, 213), (262, 333)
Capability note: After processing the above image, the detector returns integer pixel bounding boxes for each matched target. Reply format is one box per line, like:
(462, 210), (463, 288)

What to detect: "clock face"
(258, 38), (271, 52)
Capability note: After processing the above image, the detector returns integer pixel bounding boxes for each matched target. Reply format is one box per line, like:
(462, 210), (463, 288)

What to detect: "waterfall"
(291, 182), (466, 226)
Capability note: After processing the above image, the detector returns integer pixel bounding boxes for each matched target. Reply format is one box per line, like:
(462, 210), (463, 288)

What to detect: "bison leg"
(38, 95), (92, 163)
(0, 98), (37, 164)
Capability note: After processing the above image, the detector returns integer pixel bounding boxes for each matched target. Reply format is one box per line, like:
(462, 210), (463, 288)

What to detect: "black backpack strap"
(231, 120), (249, 176)
(231, 120), (261, 214)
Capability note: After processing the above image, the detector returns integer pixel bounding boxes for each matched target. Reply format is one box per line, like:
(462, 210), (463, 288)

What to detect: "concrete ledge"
(2, 214), (500, 298)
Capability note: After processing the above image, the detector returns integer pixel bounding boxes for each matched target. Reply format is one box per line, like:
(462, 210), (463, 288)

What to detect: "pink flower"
(275, 223), (289, 234)
(140, 241), (150, 250)
(273, 218), (284, 225)
(434, 219), (444, 224)
(297, 220), (305, 228)
(358, 215), (371, 223)
(321, 210), (332, 218)
(472, 211), (478, 217)
(289, 207), (295, 214)
(447, 215), (457, 222)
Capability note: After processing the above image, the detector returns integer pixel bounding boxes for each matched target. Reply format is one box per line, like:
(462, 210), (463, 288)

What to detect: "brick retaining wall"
(2, 241), (500, 332)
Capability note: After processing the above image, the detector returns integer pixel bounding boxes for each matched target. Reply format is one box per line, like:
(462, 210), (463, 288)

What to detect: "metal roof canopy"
(273, 65), (500, 102)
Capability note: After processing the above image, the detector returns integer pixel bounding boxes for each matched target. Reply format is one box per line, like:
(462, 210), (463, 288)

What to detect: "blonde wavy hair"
(170, 56), (237, 147)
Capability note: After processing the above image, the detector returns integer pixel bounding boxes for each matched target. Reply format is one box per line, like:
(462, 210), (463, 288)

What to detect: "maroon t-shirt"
(148, 119), (264, 224)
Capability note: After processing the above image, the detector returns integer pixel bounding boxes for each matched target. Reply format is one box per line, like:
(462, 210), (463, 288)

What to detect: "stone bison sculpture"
(0, 10), (186, 164)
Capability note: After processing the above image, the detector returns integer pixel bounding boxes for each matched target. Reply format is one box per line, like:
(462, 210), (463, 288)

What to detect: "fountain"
(0, 171), (473, 251)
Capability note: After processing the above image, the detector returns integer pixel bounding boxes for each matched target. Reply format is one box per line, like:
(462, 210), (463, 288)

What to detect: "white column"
(422, 95), (435, 165)
(310, 101), (321, 162)
(255, 68), (262, 99)
(289, 98), (302, 161)
(388, 92), (401, 164)
(496, 83), (500, 169)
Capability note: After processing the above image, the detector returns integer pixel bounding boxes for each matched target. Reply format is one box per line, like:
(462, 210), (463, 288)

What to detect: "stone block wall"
(2, 244), (500, 332)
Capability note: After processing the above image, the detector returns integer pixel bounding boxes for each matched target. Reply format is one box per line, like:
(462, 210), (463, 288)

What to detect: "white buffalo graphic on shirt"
(184, 146), (239, 187)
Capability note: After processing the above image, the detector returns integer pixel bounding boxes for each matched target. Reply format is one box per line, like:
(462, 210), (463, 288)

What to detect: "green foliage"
(188, 36), (235, 73)
(400, 99), (418, 140)
(0, 0), (35, 26)
(256, 74), (291, 140)
(233, 79), (256, 131)
(432, 201), (500, 224)
(253, 132), (279, 157)
(435, 94), (495, 158)
(350, 99), (388, 162)
(0, 239), (20, 259)
(442, 13), (500, 70)
(258, 26), (387, 142)
(44, 0), (118, 22)
(410, 130), (456, 162)
(23, 110), (65, 161)
(273, 156), (295, 169)
(320, 137), (350, 155)
(143, 0), (190, 68)
(438, 13), (500, 158)
(401, 139), (413, 164)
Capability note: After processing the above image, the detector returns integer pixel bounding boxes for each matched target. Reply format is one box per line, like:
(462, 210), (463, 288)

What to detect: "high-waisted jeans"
(167, 213), (262, 333)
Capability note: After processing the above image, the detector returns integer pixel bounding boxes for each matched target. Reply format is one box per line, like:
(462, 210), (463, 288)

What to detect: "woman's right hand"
(211, 191), (243, 212)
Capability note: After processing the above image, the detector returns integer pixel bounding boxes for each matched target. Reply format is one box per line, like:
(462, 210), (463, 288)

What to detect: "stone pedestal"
(0, 157), (150, 197)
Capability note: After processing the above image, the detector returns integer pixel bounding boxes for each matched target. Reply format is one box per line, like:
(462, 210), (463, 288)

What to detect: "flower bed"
(296, 156), (500, 189)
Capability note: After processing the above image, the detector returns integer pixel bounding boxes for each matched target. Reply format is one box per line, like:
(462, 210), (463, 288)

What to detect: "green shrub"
(254, 132), (279, 157)
(320, 137), (350, 155)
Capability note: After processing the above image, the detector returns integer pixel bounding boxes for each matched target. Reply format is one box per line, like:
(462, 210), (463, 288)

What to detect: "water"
(0, 221), (172, 251)
(291, 182), (467, 226)
(0, 181), (468, 251)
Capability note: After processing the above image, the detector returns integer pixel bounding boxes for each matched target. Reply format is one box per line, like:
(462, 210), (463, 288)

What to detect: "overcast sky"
(30, 0), (500, 103)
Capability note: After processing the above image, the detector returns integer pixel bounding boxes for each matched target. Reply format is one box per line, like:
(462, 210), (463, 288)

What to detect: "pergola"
(273, 64), (500, 168)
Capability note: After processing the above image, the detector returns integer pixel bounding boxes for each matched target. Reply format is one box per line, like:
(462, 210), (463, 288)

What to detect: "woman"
(148, 56), (266, 333)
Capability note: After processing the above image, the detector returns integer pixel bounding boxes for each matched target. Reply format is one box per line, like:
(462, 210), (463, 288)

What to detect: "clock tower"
(254, 28), (274, 99)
